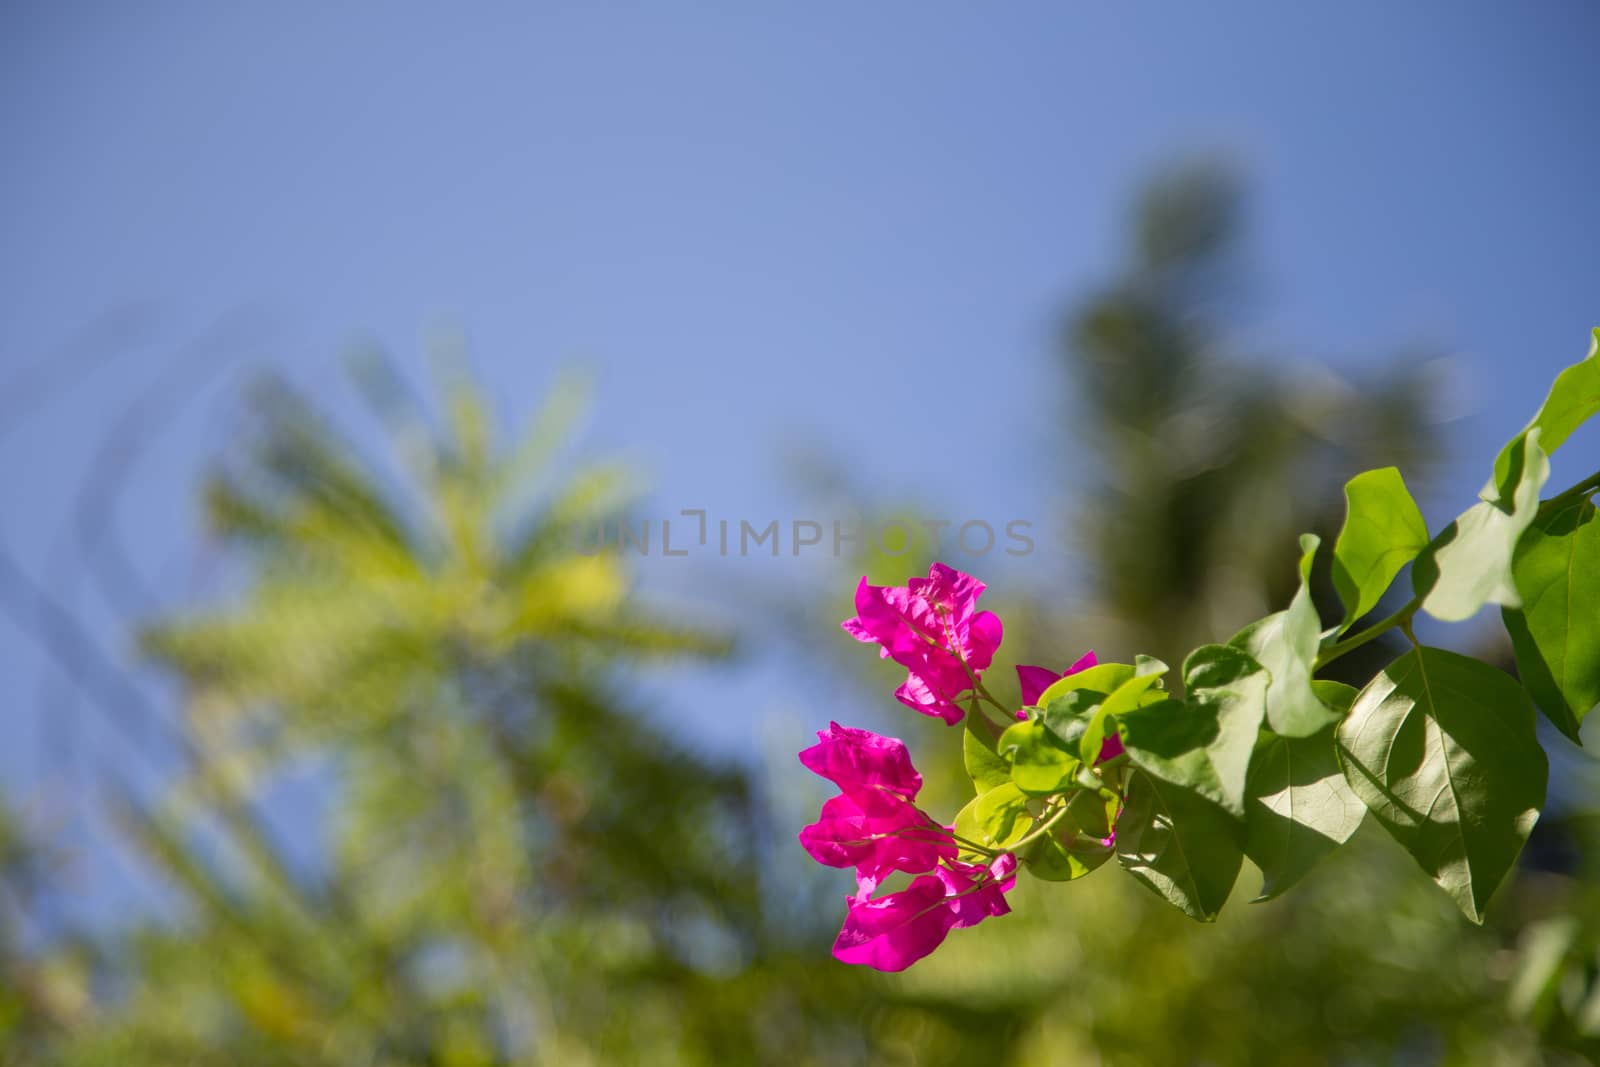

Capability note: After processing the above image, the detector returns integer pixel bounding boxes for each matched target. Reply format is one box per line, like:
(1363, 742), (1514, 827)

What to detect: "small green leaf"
(1079, 672), (1166, 764)
(1416, 429), (1550, 622)
(1489, 328), (1600, 505)
(1232, 534), (1340, 737)
(1244, 724), (1365, 900)
(1119, 645), (1266, 816)
(1115, 770), (1244, 921)
(999, 719), (1080, 796)
(973, 783), (1032, 848)
(1332, 467), (1429, 633)
(1503, 495), (1600, 743)
(1023, 830), (1114, 882)
(1336, 647), (1548, 923)
(1135, 654), (1169, 678)
(1036, 662), (1137, 708)
(1020, 782), (1118, 881)
(964, 714), (1013, 793)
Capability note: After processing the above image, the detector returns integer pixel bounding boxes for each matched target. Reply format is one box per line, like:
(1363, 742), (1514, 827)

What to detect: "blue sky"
(3, 3), (1599, 913)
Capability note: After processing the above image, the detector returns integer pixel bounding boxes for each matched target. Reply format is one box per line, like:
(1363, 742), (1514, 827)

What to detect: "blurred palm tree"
(6, 355), (999, 1065)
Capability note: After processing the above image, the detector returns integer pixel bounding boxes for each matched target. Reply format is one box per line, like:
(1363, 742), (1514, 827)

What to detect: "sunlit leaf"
(1503, 495), (1600, 743)
(1243, 681), (1364, 900)
(999, 718), (1080, 796)
(1115, 770), (1244, 921)
(964, 714), (1013, 793)
(1118, 645), (1265, 816)
(1336, 647), (1547, 922)
(1332, 467), (1429, 633)
(1415, 429), (1550, 623)
(1232, 534), (1340, 737)
(1489, 328), (1600, 505)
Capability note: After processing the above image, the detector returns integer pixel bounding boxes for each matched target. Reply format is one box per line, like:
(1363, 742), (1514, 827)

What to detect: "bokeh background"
(4, 4), (1600, 1063)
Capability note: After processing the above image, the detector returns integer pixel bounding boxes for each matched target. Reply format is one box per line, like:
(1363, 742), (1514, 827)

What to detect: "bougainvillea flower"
(938, 853), (1018, 929)
(831, 853), (1017, 971)
(798, 790), (956, 892)
(831, 874), (954, 971)
(797, 721), (923, 800)
(841, 563), (1004, 724)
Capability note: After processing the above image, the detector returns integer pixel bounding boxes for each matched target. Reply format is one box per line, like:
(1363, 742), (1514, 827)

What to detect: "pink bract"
(841, 563), (1004, 725)
(831, 854), (1018, 972)
(797, 790), (956, 893)
(797, 721), (923, 800)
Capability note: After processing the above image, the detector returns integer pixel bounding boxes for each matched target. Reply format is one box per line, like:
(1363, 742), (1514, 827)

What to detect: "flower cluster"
(801, 563), (1128, 971)
(798, 722), (1016, 971)
(841, 563), (1004, 724)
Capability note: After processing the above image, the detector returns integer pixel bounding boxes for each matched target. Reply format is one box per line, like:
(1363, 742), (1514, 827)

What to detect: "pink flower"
(842, 563), (1004, 725)
(831, 854), (1017, 971)
(798, 721), (922, 800)
(798, 723), (954, 891)
(798, 790), (956, 893)
(799, 723), (1016, 968)
(1014, 650), (1124, 761)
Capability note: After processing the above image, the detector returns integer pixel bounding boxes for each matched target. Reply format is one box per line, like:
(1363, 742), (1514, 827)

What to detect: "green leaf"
(1079, 671), (1167, 765)
(1036, 662), (1137, 708)
(1336, 647), (1548, 923)
(1331, 467), (1429, 633)
(1232, 534), (1341, 737)
(1503, 495), (1600, 743)
(1416, 429), (1550, 622)
(1135, 654), (1169, 678)
(1117, 645), (1265, 817)
(1243, 722), (1365, 901)
(1023, 831), (1114, 882)
(1021, 785), (1118, 881)
(1115, 770), (1244, 921)
(1489, 327), (1600, 504)
(999, 719), (1080, 796)
(964, 714), (1012, 793)
(972, 783), (1031, 848)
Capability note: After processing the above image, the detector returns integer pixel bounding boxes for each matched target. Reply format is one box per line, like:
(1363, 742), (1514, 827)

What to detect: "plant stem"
(1537, 467), (1600, 519)
(1010, 798), (1075, 853)
(1315, 595), (1420, 671)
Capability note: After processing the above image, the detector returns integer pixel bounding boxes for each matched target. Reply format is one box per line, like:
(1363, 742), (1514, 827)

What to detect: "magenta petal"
(832, 876), (956, 972)
(798, 722), (924, 798)
(894, 674), (967, 725)
(798, 790), (956, 885)
(937, 855), (1016, 929)
(1016, 665), (1061, 707)
(840, 564), (1007, 726)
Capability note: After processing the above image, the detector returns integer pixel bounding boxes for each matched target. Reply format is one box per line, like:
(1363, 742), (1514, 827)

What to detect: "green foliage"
(1242, 683), (1364, 901)
(1336, 648), (1548, 923)
(1230, 534), (1340, 737)
(1331, 466), (1429, 632)
(999, 718), (1080, 796)
(1119, 646), (1262, 817)
(1115, 770), (1243, 921)
(963, 712), (1012, 792)
(941, 329), (1600, 941)
(1504, 495), (1600, 742)
(1415, 428), (1551, 623)
(1490, 327), (1600, 501)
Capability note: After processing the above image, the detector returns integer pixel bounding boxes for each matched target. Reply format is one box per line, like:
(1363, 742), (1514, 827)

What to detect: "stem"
(1315, 595), (1420, 671)
(1010, 798), (1075, 853)
(1537, 467), (1600, 520)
